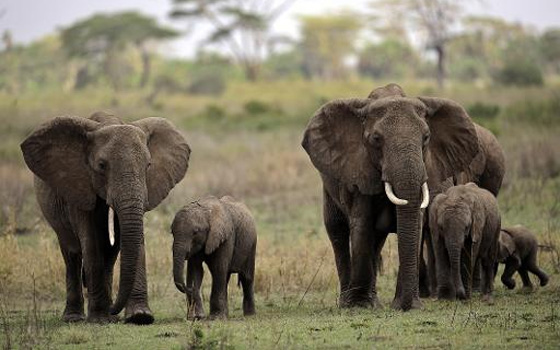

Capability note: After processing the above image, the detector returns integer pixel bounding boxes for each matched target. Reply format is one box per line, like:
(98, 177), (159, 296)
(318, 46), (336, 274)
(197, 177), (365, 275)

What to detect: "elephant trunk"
(395, 199), (422, 311)
(109, 199), (145, 315)
(173, 238), (189, 294)
(447, 241), (466, 300)
(388, 144), (425, 311)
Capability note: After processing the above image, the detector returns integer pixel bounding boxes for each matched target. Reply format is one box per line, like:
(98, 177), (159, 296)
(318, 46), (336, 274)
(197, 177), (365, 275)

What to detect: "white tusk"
(420, 182), (430, 209)
(384, 182), (408, 206)
(108, 207), (115, 246)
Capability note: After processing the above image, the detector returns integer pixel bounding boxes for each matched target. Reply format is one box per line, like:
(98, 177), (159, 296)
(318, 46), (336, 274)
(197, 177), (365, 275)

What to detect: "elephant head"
(21, 112), (190, 314)
(497, 230), (515, 263)
(171, 197), (234, 293)
(302, 84), (479, 309)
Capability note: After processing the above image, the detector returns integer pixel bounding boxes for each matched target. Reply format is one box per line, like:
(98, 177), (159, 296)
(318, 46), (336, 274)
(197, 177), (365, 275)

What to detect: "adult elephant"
(301, 84), (480, 310)
(420, 122), (506, 297)
(21, 112), (190, 324)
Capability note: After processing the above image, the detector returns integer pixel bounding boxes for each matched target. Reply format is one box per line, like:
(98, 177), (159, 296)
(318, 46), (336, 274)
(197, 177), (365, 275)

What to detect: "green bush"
(243, 100), (271, 115)
(505, 94), (560, 125)
(187, 69), (227, 96)
(467, 102), (500, 119)
(494, 60), (544, 86)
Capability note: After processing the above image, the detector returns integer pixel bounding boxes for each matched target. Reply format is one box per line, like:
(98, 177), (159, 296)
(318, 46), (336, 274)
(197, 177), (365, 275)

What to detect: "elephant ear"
(498, 230), (516, 262)
(20, 116), (99, 210)
(301, 98), (382, 195)
(205, 201), (234, 255)
(132, 118), (191, 211)
(419, 97), (480, 188)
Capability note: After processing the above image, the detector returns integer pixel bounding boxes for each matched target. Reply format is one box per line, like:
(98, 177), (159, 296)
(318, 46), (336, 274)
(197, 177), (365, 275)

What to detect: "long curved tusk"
(108, 207), (115, 246)
(420, 182), (430, 209)
(384, 182), (408, 206)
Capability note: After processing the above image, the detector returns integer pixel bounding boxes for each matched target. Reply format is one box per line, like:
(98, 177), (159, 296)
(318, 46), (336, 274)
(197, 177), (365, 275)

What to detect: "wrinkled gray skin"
(496, 225), (549, 290)
(302, 84), (481, 310)
(429, 183), (501, 302)
(21, 112), (190, 324)
(421, 123), (505, 297)
(172, 196), (257, 319)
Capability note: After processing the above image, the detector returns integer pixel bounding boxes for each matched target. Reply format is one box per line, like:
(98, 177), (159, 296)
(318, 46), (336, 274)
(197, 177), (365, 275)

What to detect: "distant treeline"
(1, 4), (559, 95)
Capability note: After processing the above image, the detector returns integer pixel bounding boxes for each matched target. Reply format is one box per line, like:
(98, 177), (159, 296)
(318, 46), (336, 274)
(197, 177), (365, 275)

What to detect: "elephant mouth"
(108, 207), (116, 246)
(384, 182), (430, 209)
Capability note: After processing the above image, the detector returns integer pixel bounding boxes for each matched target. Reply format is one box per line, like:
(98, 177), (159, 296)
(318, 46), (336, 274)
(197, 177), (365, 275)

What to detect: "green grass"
(1, 80), (560, 349)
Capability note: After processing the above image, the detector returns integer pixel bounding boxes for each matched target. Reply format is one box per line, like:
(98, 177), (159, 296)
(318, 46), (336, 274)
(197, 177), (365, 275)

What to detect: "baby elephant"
(430, 183), (500, 302)
(497, 225), (549, 290)
(171, 196), (257, 319)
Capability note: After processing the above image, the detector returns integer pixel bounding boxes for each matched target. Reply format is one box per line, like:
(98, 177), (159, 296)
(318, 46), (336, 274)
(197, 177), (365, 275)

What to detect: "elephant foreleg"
(501, 256), (520, 290)
(61, 248), (85, 322)
(124, 239), (154, 324)
(186, 257), (205, 319)
(323, 190), (351, 305)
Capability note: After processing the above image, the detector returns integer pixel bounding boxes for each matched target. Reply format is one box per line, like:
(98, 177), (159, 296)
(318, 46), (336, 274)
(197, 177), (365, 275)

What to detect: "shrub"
(187, 70), (226, 96)
(467, 102), (500, 120)
(505, 94), (560, 125)
(494, 60), (544, 86)
(243, 100), (271, 115)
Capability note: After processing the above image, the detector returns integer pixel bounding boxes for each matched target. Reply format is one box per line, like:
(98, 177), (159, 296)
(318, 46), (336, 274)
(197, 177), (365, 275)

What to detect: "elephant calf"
(171, 196), (257, 319)
(429, 183), (500, 302)
(497, 225), (549, 290)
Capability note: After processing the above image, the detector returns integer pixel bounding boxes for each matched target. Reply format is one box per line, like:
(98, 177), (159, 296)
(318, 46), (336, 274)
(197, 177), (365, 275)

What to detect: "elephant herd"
(20, 83), (549, 325)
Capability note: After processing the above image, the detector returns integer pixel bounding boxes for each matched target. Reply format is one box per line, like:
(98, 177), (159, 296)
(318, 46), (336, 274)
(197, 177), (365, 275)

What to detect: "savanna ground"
(1, 80), (560, 349)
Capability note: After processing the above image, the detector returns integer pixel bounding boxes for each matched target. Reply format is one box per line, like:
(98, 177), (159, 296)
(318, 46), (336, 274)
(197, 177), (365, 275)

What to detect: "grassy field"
(1, 80), (559, 349)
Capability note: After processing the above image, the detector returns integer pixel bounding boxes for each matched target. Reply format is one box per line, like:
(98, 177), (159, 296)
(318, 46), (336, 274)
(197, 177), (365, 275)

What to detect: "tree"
(370, 0), (468, 89)
(299, 12), (362, 80)
(358, 39), (418, 79)
(61, 12), (178, 90)
(169, 0), (295, 81)
(540, 28), (560, 74)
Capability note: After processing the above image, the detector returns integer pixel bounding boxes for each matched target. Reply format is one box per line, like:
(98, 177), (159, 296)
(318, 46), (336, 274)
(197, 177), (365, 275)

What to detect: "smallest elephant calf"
(171, 196), (257, 319)
(497, 225), (549, 290)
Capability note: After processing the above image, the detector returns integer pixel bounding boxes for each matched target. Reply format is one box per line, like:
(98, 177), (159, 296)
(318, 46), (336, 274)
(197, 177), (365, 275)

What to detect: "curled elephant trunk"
(173, 239), (188, 294)
(110, 201), (144, 315)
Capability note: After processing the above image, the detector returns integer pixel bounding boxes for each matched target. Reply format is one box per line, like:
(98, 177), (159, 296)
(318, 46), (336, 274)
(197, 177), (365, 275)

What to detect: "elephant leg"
(124, 240), (154, 324)
(460, 239), (473, 299)
(186, 258), (205, 319)
(480, 256), (496, 304)
(79, 220), (113, 324)
(501, 257), (520, 290)
(422, 225), (438, 298)
(370, 231), (388, 308)
(472, 259), (482, 293)
(435, 237), (454, 300)
(61, 248), (85, 322)
(346, 215), (377, 308)
(518, 268), (533, 290)
(526, 251), (549, 287)
(323, 190), (351, 306)
(208, 264), (229, 319)
(240, 273), (255, 316)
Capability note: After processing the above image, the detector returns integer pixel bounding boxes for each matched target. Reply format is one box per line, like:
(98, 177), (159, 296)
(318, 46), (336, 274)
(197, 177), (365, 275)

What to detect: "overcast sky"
(2, 0), (559, 57)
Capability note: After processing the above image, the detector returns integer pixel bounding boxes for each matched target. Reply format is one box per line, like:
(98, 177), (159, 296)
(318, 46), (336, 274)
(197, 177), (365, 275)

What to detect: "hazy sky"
(2, 0), (559, 57)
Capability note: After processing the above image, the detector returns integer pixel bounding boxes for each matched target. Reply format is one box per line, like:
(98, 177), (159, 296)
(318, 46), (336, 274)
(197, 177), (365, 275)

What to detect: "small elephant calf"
(497, 225), (549, 290)
(430, 183), (501, 302)
(171, 196), (257, 319)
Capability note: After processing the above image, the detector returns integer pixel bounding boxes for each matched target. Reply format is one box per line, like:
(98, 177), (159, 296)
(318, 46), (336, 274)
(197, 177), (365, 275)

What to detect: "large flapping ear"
(301, 98), (382, 195)
(205, 201), (234, 255)
(21, 116), (100, 210)
(419, 97), (480, 188)
(498, 230), (516, 261)
(132, 118), (191, 211)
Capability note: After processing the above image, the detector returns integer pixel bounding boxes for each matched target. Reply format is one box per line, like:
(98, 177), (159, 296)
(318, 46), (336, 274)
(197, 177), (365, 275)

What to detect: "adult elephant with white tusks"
(301, 83), (480, 311)
(21, 111), (190, 324)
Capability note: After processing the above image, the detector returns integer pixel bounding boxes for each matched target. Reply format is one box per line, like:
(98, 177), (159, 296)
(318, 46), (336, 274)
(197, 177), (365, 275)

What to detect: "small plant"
(244, 100), (271, 116)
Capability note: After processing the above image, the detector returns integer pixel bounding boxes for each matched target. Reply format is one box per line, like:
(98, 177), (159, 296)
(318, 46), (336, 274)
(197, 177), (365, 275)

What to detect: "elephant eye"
(366, 131), (383, 147)
(423, 133), (430, 146)
(97, 160), (107, 173)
